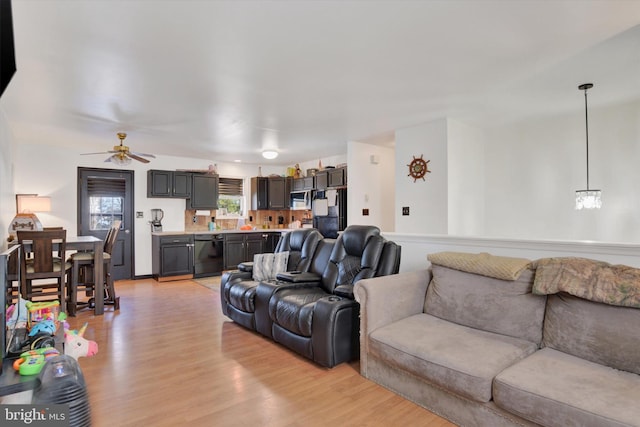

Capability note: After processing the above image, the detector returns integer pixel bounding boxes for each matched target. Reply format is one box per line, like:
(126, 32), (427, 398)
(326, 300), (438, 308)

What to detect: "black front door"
(77, 167), (134, 280)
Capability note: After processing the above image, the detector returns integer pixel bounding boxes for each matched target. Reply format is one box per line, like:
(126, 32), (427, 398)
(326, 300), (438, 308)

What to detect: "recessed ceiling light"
(262, 150), (278, 160)
(234, 159), (242, 163)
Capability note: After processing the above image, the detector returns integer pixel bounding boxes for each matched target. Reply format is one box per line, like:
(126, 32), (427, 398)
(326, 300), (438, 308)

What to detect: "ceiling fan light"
(110, 153), (131, 166)
(262, 150), (278, 160)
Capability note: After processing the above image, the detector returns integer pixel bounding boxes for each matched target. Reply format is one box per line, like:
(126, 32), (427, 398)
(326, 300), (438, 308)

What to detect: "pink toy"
(64, 323), (99, 360)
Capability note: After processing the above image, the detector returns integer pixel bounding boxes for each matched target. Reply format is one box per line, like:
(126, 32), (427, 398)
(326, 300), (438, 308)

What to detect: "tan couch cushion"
(543, 293), (640, 375)
(425, 265), (546, 344)
(494, 348), (640, 427)
(369, 313), (538, 403)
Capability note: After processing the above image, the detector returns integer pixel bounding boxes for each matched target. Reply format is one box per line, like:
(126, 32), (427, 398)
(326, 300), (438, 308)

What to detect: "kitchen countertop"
(151, 229), (297, 236)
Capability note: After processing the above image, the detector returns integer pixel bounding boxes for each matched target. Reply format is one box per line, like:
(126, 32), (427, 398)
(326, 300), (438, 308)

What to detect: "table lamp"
(8, 194), (51, 239)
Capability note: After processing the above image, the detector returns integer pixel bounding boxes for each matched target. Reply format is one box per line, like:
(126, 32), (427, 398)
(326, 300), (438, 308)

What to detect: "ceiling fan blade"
(129, 151), (156, 158)
(127, 153), (151, 163)
(81, 151), (117, 155)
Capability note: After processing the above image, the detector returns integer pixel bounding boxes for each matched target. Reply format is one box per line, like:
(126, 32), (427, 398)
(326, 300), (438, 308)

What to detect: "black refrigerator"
(313, 189), (347, 238)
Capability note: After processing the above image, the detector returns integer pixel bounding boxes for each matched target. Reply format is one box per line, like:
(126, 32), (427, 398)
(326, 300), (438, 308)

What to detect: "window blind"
(87, 177), (126, 197)
(219, 177), (243, 196)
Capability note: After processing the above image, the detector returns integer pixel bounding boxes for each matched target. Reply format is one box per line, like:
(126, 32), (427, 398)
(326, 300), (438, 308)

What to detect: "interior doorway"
(77, 167), (134, 280)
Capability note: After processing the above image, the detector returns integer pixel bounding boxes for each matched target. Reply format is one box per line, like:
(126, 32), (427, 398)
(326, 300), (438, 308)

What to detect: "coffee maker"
(150, 209), (164, 232)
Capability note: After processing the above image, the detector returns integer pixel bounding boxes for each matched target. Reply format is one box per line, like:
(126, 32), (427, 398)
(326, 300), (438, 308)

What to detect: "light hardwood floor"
(65, 278), (454, 427)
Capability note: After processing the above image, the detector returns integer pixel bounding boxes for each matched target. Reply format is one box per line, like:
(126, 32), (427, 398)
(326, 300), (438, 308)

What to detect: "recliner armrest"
(238, 261), (253, 272)
(276, 271), (321, 283)
(333, 284), (354, 299)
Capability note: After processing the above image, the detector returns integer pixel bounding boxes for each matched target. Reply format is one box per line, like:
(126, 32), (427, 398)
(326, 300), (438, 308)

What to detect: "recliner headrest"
(340, 225), (381, 256)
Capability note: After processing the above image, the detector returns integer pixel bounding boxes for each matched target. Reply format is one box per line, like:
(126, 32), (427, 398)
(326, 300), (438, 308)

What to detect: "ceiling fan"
(82, 132), (156, 165)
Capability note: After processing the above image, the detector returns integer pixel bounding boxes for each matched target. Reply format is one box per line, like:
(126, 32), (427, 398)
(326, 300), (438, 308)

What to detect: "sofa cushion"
(368, 313), (538, 403)
(228, 280), (259, 313)
(269, 287), (328, 337)
(252, 251), (289, 282)
(425, 265), (546, 344)
(494, 347), (640, 427)
(543, 293), (640, 375)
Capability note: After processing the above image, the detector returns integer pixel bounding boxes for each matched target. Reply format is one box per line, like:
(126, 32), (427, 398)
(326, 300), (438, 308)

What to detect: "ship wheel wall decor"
(407, 154), (431, 182)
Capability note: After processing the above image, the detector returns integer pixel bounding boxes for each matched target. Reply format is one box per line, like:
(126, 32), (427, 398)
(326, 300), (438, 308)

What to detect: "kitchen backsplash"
(184, 209), (312, 231)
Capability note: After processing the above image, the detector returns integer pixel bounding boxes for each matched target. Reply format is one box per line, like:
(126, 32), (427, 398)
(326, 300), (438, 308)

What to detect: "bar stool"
(66, 221), (121, 316)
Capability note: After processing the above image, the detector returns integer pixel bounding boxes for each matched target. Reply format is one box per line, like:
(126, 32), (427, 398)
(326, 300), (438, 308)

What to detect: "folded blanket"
(532, 257), (640, 308)
(427, 251), (531, 281)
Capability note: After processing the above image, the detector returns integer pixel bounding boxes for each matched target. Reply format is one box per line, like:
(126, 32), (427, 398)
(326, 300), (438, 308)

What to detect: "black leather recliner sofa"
(255, 225), (401, 368)
(220, 228), (323, 330)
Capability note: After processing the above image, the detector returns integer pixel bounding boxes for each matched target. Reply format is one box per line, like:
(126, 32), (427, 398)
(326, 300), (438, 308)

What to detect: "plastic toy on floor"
(13, 347), (60, 375)
(64, 323), (98, 361)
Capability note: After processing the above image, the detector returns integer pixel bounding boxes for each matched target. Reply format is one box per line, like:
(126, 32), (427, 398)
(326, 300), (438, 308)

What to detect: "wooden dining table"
(11, 235), (106, 315)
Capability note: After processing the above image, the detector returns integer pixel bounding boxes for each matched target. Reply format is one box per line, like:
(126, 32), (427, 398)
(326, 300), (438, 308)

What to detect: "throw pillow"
(252, 251), (290, 282)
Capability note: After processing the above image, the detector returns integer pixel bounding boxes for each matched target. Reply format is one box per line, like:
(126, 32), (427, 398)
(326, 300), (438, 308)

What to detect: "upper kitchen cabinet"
(269, 177), (287, 209)
(187, 173), (219, 209)
(251, 177), (269, 210)
(315, 170), (328, 190)
(328, 167), (347, 187)
(251, 176), (291, 210)
(147, 170), (192, 198)
(292, 176), (314, 191)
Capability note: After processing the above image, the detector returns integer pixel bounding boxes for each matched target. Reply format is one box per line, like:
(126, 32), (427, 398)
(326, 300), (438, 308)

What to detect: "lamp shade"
(17, 195), (51, 213)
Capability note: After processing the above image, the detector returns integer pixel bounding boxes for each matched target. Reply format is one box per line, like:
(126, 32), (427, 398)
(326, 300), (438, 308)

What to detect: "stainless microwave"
(290, 190), (312, 210)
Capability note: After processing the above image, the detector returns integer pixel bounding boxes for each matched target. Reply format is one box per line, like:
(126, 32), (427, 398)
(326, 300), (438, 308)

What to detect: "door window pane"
(89, 196), (124, 230)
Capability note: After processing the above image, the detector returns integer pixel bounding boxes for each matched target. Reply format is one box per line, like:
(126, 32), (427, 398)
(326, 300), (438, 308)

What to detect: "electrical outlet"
(193, 216), (198, 223)
(362, 208), (369, 216)
(402, 206), (410, 216)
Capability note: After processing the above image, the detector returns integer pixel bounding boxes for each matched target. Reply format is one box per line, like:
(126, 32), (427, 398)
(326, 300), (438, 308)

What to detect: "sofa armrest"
(312, 296), (359, 368)
(354, 269), (432, 377)
(238, 261), (253, 272)
(220, 270), (253, 317)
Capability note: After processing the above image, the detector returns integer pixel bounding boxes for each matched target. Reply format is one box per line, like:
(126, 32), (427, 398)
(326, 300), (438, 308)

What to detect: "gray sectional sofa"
(354, 252), (640, 427)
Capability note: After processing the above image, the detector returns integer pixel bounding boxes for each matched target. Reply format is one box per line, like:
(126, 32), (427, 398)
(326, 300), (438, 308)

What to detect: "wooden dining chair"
(17, 229), (71, 310)
(66, 220), (121, 316)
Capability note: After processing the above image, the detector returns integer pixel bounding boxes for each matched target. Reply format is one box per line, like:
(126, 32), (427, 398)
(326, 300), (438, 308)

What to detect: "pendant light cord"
(584, 86), (590, 191)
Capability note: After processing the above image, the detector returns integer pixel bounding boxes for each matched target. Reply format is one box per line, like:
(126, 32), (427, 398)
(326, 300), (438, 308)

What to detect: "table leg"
(93, 240), (104, 315)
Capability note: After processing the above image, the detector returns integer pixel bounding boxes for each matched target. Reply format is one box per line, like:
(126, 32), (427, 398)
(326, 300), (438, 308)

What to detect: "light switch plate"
(136, 211), (144, 218)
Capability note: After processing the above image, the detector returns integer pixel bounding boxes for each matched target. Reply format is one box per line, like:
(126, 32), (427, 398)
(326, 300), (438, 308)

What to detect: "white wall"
(394, 119), (449, 233)
(447, 119), (485, 236)
(0, 107), (15, 247)
(347, 140), (395, 232)
(484, 99), (640, 243)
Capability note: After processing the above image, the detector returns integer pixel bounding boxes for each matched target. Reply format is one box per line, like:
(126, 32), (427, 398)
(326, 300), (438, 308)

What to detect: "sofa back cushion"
(543, 293), (640, 375)
(425, 265), (546, 344)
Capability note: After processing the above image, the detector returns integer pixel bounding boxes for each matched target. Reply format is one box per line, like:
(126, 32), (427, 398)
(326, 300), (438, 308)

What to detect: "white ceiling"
(2, 1), (640, 166)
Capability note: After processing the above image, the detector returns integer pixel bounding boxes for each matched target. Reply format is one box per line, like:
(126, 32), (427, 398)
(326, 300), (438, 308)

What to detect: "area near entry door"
(77, 167), (135, 280)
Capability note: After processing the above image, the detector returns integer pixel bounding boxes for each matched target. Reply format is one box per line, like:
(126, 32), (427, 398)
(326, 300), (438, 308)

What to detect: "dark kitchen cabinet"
(251, 177), (269, 210)
(292, 176), (314, 192)
(315, 171), (328, 190)
(268, 177), (286, 209)
(328, 167), (347, 187)
(263, 232), (282, 252)
(152, 235), (194, 280)
(187, 173), (219, 209)
(223, 233), (264, 270)
(147, 170), (191, 198)
(251, 176), (289, 210)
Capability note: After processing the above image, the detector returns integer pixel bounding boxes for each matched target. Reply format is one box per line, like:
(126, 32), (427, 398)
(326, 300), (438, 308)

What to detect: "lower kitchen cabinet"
(152, 235), (194, 281)
(224, 233), (264, 270)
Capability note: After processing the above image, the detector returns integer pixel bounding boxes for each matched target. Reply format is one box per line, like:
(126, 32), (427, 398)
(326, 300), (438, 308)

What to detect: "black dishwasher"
(194, 234), (224, 277)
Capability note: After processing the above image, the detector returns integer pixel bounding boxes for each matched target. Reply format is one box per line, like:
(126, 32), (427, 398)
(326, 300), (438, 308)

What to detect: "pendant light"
(575, 83), (602, 210)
